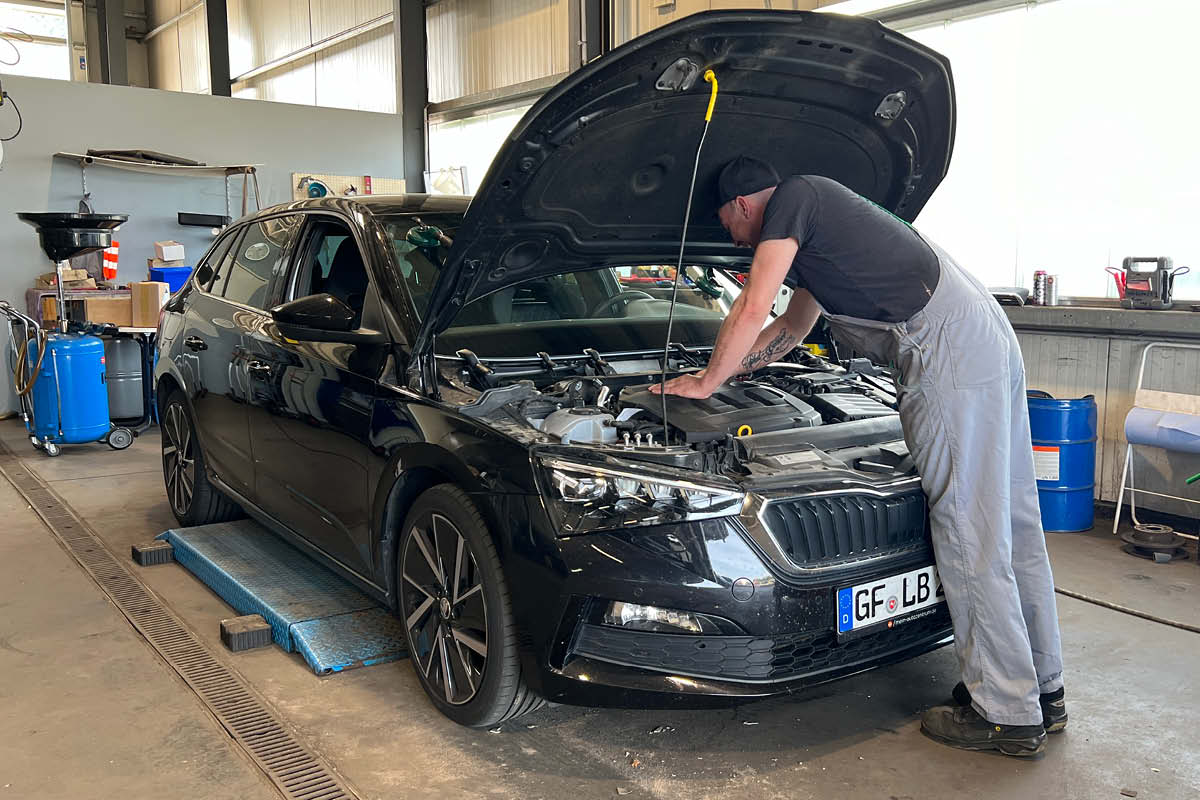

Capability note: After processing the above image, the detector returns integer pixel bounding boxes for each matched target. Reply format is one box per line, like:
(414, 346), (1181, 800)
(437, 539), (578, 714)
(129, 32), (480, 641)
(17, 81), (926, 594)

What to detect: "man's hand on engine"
(649, 370), (714, 399)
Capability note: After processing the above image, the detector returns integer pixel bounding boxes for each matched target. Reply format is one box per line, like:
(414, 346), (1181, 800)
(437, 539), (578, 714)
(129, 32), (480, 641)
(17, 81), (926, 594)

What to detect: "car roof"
(236, 194), (471, 224)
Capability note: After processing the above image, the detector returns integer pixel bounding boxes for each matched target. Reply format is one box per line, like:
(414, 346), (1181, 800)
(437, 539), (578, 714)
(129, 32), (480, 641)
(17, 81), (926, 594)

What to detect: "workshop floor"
(2, 420), (1198, 800)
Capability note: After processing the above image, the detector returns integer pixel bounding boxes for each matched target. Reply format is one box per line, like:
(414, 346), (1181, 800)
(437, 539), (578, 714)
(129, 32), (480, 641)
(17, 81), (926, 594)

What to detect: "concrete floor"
(2, 419), (1198, 800)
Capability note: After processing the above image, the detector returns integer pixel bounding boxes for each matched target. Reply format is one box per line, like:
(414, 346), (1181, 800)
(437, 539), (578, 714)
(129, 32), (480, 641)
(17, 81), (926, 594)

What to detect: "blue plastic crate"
(149, 266), (193, 292)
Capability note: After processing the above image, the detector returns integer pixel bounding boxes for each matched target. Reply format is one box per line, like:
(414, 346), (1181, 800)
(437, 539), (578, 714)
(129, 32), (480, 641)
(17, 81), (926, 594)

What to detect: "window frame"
(282, 211), (373, 311)
(190, 226), (244, 295)
(208, 213), (303, 312)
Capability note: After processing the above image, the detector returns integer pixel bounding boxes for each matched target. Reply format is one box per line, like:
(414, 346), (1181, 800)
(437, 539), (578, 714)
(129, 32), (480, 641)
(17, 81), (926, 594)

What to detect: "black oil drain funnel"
(659, 69), (719, 435)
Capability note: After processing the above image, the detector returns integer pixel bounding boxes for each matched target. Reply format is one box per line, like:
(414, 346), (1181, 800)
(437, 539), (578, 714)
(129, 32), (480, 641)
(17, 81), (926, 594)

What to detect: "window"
(218, 216), (300, 309)
(198, 230), (240, 292)
(0, 3), (69, 81)
(379, 215), (463, 322)
(291, 217), (370, 327)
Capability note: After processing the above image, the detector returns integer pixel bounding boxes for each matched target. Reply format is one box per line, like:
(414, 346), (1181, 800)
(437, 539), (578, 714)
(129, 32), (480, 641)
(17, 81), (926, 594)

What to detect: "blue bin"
(30, 333), (111, 445)
(149, 265), (193, 292)
(1027, 391), (1097, 532)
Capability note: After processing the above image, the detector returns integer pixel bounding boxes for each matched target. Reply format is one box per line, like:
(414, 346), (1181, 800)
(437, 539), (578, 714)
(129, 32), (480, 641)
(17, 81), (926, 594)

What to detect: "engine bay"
(445, 347), (915, 484)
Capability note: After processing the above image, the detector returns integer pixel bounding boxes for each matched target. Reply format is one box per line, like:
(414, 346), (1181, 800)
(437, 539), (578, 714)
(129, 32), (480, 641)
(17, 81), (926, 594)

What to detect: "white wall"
(0, 74), (405, 416)
(909, 0), (1200, 300)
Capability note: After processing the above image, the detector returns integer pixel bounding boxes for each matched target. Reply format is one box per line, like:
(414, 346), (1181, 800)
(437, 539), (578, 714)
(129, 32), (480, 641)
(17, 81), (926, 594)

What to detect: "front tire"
(397, 485), (543, 727)
(160, 390), (242, 526)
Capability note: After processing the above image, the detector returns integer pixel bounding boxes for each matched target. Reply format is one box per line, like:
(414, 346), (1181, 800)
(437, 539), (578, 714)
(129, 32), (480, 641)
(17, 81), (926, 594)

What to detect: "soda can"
(1046, 274), (1059, 306)
(1033, 270), (1047, 306)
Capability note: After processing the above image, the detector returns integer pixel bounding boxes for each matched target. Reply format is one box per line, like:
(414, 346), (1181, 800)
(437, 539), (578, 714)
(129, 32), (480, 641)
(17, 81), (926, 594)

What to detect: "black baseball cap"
(717, 156), (781, 207)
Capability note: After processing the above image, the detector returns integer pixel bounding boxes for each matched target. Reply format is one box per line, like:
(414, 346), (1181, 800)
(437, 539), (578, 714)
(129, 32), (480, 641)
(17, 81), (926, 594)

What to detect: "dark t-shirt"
(759, 175), (940, 322)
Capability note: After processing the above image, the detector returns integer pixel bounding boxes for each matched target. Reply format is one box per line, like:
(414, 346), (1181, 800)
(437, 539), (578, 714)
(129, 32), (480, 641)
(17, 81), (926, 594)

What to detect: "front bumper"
(513, 505), (953, 708)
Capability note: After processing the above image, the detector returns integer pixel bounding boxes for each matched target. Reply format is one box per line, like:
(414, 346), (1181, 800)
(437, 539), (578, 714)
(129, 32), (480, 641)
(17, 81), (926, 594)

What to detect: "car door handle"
(247, 360), (272, 379)
(184, 335), (207, 352)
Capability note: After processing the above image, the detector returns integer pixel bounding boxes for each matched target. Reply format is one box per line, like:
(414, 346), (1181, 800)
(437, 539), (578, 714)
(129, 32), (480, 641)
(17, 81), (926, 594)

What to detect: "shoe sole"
(921, 726), (1047, 758)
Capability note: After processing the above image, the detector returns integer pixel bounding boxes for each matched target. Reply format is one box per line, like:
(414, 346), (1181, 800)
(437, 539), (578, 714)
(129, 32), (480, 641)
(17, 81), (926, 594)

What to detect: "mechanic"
(652, 156), (1067, 758)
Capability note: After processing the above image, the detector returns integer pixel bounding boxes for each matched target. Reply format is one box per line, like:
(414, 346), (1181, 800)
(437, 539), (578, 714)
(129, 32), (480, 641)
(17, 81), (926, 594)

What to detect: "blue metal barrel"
(1027, 391), (1097, 532)
(30, 334), (111, 444)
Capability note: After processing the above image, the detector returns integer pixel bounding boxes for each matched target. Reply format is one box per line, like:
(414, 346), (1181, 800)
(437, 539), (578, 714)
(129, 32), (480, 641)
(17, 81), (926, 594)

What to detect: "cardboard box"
(131, 281), (170, 328)
(82, 295), (133, 327)
(154, 241), (186, 261)
(35, 268), (90, 288)
(147, 257), (186, 270)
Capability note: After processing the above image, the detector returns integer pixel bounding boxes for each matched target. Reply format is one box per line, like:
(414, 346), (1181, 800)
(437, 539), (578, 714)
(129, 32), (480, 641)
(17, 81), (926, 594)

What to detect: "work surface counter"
(1004, 304), (1200, 339)
(1000, 302), (1200, 521)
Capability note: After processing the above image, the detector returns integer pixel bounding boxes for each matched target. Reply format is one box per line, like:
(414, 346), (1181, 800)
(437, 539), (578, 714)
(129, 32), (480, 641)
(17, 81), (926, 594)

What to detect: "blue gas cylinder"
(1027, 390), (1097, 532)
(30, 333), (111, 444)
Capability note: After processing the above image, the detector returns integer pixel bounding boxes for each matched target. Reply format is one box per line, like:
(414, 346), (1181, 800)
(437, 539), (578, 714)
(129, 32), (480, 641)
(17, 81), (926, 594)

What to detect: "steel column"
(95, 0), (127, 86)
(206, 0), (231, 96)
(396, 0), (427, 193)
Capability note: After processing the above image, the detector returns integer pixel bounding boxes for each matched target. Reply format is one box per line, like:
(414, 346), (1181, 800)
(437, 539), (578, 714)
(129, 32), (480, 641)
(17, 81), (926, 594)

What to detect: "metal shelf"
(53, 152), (260, 177)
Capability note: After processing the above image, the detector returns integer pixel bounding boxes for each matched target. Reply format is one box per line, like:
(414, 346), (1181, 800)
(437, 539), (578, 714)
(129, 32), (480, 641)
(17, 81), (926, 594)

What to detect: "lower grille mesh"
(0, 443), (356, 800)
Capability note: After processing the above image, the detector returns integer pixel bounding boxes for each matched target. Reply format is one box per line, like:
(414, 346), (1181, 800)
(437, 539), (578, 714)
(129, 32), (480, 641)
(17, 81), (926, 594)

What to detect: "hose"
(1054, 586), (1200, 635)
(660, 69), (719, 433)
(13, 329), (46, 397)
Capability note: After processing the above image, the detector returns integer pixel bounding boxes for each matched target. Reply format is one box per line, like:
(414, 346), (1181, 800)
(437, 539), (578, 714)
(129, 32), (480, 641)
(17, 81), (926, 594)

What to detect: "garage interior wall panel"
(146, 0), (182, 91)
(427, 0), (569, 104)
(1017, 333), (1111, 496)
(313, 26), (396, 113)
(177, 8), (210, 94)
(310, 0), (392, 39)
(610, 0), (819, 46)
(1101, 339), (1200, 519)
(235, 55), (317, 106)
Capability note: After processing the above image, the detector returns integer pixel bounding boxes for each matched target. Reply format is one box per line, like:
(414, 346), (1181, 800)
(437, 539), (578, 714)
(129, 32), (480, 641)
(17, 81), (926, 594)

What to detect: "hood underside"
(423, 9), (955, 341)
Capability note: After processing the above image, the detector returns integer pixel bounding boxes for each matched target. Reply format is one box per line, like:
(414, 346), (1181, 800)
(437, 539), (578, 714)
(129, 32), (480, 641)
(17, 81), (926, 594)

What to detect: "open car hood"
(419, 9), (955, 347)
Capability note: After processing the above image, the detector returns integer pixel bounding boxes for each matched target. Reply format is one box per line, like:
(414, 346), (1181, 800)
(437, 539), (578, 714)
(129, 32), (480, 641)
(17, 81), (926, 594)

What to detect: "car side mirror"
(271, 293), (356, 336)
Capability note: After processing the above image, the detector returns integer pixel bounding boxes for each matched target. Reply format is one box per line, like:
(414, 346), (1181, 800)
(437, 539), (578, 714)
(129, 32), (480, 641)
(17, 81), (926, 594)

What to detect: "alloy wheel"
(401, 513), (488, 705)
(162, 403), (195, 516)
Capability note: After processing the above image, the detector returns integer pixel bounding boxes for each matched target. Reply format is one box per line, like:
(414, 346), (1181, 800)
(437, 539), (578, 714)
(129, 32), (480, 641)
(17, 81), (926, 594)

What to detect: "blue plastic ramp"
(158, 521), (407, 675)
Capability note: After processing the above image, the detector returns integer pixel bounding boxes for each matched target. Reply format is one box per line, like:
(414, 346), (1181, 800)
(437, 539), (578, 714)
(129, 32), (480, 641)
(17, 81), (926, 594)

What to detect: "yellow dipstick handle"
(737, 424), (753, 437)
(704, 69), (718, 121)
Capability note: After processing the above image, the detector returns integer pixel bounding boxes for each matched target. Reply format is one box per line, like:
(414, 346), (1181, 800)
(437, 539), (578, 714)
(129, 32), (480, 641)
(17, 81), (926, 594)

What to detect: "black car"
(155, 10), (956, 727)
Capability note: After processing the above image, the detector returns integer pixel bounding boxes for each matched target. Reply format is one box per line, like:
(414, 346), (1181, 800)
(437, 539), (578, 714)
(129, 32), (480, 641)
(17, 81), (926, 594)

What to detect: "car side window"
(217, 216), (300, 309)
(290, 217), (370, 328)
(200, 229), (241, 293)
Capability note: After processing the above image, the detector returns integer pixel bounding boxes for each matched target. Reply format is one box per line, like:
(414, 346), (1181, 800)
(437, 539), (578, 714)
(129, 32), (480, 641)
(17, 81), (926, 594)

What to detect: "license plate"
(836, 565), (943, 635)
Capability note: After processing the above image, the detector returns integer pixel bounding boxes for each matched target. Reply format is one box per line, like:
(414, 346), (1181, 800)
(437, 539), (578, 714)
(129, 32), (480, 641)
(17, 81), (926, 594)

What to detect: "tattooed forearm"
(740, 328), (797, 372)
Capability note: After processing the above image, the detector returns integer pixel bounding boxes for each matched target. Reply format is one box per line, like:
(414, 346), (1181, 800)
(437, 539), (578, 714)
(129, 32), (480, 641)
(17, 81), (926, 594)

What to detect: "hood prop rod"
(659, 68), (719, 437)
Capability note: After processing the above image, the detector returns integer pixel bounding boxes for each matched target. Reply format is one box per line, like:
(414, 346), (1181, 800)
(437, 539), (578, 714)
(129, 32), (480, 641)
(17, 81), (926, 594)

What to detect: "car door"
(183, 215), (301, 502)
(176, 226), (258, 498)
(243, 213), (380, 579)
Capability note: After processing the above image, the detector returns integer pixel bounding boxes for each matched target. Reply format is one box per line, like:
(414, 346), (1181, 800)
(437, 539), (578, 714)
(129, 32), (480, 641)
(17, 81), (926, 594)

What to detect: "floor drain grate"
(0, 444), (358, 800)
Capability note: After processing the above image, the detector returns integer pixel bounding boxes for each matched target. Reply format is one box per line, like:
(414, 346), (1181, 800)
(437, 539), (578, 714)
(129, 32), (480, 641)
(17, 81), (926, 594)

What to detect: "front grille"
(572, 607), (952, 683)
(763, 491), (929, 570)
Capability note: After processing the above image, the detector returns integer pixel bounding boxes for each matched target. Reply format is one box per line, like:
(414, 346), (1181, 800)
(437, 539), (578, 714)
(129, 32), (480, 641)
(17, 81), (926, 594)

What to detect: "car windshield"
(381, 217), (738, 359)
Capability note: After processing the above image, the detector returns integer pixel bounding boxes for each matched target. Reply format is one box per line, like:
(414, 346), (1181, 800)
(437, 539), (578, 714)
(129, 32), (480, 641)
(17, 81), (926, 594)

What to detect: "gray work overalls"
(822, 239), (1064, 726)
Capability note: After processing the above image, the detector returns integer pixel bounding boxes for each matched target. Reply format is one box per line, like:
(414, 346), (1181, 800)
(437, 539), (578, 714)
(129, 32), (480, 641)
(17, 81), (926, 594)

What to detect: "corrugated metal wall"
(427, 0), (570, 104)
(610, 0), (820, 47)
(147, 0), (395, 112)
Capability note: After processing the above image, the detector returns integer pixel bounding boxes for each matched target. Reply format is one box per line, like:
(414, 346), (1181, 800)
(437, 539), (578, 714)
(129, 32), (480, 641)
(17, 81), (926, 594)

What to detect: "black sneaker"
(952, 682), (1068, 733)
(921, 704), (1047, 758)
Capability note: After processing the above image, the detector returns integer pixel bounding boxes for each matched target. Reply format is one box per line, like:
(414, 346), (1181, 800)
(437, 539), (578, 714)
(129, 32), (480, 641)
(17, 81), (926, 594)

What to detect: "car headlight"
(538, 456), (745, 534)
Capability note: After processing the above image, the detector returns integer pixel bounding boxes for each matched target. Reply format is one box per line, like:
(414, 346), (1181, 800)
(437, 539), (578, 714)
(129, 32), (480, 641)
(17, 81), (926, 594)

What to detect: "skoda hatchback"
(155, 9), (956, 727)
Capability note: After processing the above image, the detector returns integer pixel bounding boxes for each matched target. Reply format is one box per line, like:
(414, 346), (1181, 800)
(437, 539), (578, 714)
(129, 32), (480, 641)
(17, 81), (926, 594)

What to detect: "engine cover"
(621, 382), (821, 443)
